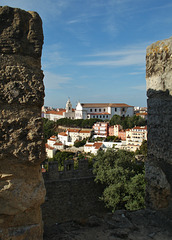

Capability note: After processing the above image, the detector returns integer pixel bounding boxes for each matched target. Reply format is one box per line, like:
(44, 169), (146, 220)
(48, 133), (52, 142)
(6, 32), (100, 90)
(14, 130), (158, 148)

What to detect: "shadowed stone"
(0, 6), (45, 240)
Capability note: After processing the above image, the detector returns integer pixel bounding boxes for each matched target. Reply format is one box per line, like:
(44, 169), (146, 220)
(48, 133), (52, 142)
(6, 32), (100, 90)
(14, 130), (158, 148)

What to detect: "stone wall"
(42, 159), (107, 227)
(146, 37), (172, 214)
(0, 6), (45, 240)
(42, 177), (106, 226)
(42, 160), (106, 226)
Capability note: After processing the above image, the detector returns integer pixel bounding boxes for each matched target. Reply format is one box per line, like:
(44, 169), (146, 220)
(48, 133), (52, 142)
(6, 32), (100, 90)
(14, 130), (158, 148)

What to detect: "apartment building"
(126, 126), (147, 151)
(93, 122), (109, 138)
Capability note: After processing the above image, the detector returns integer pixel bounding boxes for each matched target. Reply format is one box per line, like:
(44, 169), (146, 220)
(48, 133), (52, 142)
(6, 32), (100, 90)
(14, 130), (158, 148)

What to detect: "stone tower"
(66, 98), (72, 113)
(0, 6), (45, 240)
(146, 37), (172, 215)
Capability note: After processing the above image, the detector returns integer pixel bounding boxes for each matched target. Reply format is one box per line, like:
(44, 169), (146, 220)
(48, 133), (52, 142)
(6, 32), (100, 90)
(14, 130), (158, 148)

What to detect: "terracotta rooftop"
(85, 144), (94, 147)
(136, 112), (148, 116)
(93, 142), (103, 149)
(80, 103), (133, 108)
(79, 130), (92, 133)
(133, 126), (147, 130)
(48, 138), (56, 141)
(67, 129), (80, 133)
(45, 143), (54, 150)
(46, 109), (66, 115)
(54, 142), (63, 146)
(58, 132), (68, 136)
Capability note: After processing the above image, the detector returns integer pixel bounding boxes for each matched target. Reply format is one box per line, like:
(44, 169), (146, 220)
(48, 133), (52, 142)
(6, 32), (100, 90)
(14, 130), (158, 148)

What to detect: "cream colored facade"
(126, 126), (147, 151)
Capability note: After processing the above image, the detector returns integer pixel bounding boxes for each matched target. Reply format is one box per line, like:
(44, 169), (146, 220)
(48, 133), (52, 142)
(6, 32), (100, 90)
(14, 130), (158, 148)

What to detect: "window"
(106, 116), (108, 118)
(93, 116), (95, 118)
(95, 109), (97, 112)
(99, 109), (101, 112)
(100, 115), (102, 118)
(104, 108), (106, 112)
(90, 109), (92, 112)
(103, 115), (105, 118)
(115, 108), (117, 112)
(97, 116), (98, 118)
(69, 107), (71, 110)
(122, 108), (125, 111)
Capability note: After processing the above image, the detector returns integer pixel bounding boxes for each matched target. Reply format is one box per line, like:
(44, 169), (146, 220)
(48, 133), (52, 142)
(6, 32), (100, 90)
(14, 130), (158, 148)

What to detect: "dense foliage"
(104, 136), (121, 142)
(49, 150), (75, 170)
(55, 118), (103, 128)
(135, 140), (147, 157)
(43, 118), (56, 141)
(93, 149), (145, 212)
(109, 115), (146, 129)
(74, 139), (87, 147)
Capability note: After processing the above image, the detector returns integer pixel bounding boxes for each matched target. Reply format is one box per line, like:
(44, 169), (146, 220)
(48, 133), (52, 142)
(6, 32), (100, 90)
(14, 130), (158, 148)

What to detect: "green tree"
(109, 115), (122, 126)
(93, 149), (145, 212)
(109, 115), (146, 129)
(50, 151), (75, 170)
(135, 140), (147, 157)
(74, 138), (87, 147)
(43, 118), (56, 141)
(55, 117), (103, 128)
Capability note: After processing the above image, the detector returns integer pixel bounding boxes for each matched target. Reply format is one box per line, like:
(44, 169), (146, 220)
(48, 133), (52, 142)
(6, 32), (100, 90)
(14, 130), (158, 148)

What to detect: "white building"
(75, 102), (134, 120)
(58, 129), (93, 146)
(45, 135), (64, 158)
(44, 99), (75, 121)
(84, 142), (103, 155)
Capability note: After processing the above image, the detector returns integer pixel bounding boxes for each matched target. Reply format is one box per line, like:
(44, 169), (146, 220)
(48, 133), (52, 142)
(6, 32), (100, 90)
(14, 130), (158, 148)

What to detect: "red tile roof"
(46, 109), (66, 115)
(133, 126), (147, 130)
(54, 142), (63, 146)
(79, 130), (92, 133)
(85, 144), (94, 147)
(58, 132), (68, 136)
(136, 112), (148, 116)
(45, 143), (54, 150)
(81, 103), (133, 108)
(67, 129), (80, 133)
(93, 142), (103, 149)
(48, 138), (56, 141)
(50, 135), (56, 139)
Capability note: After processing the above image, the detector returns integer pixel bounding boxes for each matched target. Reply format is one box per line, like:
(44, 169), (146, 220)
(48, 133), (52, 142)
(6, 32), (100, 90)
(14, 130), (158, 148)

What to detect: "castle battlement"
(43, 159), (94, 181)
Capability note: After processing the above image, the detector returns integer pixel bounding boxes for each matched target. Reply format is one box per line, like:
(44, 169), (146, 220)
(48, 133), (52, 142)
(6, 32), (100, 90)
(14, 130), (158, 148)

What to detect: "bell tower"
(66, 98), (72, 113)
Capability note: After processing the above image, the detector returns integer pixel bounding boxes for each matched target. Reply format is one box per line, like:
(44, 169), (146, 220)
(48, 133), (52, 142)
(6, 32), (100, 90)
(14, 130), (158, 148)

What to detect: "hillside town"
(43, 99), (147, 158)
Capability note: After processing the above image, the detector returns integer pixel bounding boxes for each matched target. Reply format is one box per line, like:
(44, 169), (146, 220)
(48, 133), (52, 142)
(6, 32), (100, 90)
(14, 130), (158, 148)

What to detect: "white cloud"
(78, 54), (145, 67)
(78, 44), (147, 67)
(87, 49), (145, 57)
(67, 19), (80, 24)
(44, 71), (72, 90)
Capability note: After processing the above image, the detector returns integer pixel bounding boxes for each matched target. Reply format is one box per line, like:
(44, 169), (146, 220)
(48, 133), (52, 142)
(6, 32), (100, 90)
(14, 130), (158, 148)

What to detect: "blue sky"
(1, 0), (172, 108)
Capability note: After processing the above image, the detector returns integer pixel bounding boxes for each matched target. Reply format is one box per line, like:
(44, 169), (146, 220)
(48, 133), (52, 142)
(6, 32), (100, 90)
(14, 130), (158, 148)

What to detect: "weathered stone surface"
(0, 6), (45, 240)
(145, 163), (171, 208)
(0, 6), (43, 58)
(146, 37), (172, 211)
